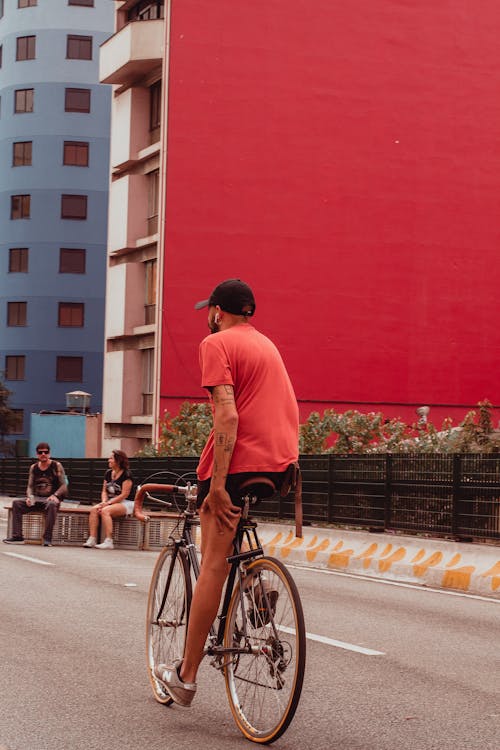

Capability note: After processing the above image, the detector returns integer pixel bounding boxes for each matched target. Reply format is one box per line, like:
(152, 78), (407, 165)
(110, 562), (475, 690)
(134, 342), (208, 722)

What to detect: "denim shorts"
(121, 500), (135, 516)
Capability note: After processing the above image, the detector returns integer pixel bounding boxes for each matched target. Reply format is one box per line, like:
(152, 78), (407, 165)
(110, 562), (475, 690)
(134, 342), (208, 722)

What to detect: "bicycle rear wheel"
(223, 556), (306, 743)
(146, 544), (192, 704)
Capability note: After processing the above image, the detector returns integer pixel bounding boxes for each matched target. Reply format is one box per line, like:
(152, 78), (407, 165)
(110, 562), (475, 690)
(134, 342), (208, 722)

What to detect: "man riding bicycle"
(155, 278), (299, 706)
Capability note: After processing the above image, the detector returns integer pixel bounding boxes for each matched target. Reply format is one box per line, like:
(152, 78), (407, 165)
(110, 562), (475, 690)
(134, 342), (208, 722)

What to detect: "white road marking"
(287, 563), (500, 604)
(2, 551), (54, 566)
(280, 626), (384, 656)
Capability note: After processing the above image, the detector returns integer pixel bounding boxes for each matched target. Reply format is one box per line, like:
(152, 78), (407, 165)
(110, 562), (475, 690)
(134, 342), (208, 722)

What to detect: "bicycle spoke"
(146, 545), (191, 704)
(223, 557), (305, 743)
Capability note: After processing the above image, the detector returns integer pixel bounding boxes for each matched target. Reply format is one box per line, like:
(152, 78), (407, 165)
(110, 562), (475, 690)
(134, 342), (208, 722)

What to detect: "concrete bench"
(3, 502), (184, 550)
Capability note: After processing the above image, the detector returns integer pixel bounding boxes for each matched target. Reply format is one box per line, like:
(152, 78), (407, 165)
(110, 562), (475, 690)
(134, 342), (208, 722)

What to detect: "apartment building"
(99, 0), (166, 454)
(0, 0), (114, 451)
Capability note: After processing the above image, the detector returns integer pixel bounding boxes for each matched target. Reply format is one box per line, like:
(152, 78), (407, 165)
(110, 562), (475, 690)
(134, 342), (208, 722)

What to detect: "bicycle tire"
(146, 544), (192, 704)
(223, 556), (306, 743)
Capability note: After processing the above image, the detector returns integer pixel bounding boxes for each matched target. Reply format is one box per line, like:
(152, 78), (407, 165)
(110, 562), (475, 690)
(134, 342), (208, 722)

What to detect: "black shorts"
(196, 471), (288, 509)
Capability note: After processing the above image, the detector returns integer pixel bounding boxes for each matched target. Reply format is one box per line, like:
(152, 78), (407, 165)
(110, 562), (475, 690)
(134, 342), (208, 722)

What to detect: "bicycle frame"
(135, 483), (267, 655)
(177, 500), (267, 655)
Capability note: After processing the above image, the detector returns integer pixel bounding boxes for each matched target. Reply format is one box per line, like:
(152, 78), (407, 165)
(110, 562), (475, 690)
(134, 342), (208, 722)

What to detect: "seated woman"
(83, 450), (135, 550)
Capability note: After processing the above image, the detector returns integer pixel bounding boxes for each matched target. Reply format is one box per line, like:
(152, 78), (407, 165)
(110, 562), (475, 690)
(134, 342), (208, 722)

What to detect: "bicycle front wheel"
(146, 544), (192, 704)
(223, 556), (306, 743)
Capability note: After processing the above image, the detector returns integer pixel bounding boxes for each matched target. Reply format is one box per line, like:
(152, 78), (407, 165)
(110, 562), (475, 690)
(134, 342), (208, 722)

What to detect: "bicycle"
(134, 472), (306, 745)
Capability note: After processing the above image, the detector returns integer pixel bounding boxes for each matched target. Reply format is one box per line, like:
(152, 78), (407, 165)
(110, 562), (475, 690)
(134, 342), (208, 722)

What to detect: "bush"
(299, 409), (413, 454)
(300, 399), (499, 454)
(137, 399), (499, 456)
(136, 401), (213, 457)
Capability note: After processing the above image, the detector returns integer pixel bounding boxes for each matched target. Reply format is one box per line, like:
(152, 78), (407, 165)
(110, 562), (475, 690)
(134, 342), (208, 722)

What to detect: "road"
(0, 542), (499, 750)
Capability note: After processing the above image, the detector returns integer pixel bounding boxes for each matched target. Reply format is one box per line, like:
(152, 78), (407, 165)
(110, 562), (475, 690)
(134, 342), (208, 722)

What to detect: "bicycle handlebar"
(133, 482), (197, 522)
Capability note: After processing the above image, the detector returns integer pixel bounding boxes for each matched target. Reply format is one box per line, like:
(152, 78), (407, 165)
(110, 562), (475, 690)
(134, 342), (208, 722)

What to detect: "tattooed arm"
(211, 384), (238, 490)
(202, 384), (241, 531)
(26, 463), (35, 504)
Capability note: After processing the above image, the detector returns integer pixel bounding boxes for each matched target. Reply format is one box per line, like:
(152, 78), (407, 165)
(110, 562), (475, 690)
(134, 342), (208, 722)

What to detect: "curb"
(257, 523), (500, 599)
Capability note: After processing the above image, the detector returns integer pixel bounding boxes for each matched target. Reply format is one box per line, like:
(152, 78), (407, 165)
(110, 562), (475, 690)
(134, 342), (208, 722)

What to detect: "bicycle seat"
(237, 476), (276, 500)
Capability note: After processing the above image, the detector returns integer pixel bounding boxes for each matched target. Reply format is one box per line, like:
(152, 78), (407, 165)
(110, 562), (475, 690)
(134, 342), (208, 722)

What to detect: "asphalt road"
(0, 540), (499, 750)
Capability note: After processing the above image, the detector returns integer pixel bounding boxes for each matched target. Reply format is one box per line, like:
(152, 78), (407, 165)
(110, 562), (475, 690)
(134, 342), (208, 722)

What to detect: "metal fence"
(1, 454), (499, 544)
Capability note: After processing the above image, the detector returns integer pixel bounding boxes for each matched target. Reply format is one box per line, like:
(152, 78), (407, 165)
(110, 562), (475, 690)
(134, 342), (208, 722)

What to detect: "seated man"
(3, 442), (68, 547)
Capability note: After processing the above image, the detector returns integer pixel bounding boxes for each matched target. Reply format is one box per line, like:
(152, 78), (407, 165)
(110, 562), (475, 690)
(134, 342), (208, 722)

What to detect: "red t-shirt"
(197, 324), (299, 480)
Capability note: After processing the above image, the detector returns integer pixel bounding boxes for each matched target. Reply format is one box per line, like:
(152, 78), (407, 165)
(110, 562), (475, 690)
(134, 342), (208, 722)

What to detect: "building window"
(16, 35), (36, 60)
(68, 0), (94, 5)
(14, 88), (34, 113)
(61, 194), (87, 220)
(0, 1), (3, 19)
(63, 141), (89, 167)
(149, 80), (161, 143)
(19, 0), (37, 7)
(9, 410), (24, 434)
(147, 170), (159, 235)
(144, 259), (157, 324)
(5, 356), (25, 381)
(13, 141), (32, 166)
(56, 356), (83, 382)
(66, 34), (92, 60)
(128, 0), (164, 21)
(58, 302), (84, 327)
(142, 348), (154, 415)
(0, 45), (3, 68)
(64, 88), (90, 113)
(59, 248), (86, 274)
(9, 248), (29, 273)
(7, 302), (27, 327)
(11, 195), (31, 219)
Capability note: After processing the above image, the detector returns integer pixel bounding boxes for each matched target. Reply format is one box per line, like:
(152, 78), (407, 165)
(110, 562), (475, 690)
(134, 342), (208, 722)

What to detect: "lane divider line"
(279, 625), (385, 656)
(2, 551), (54, 566)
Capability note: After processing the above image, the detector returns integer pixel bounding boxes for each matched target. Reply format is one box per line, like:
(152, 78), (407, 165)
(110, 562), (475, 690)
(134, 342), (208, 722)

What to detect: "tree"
(136, 401), (213, 457)
(0, 378), (17, 456)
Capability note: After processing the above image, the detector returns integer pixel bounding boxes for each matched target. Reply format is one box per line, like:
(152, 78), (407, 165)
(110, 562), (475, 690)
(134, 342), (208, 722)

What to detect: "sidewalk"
(2, 498), (499, 599)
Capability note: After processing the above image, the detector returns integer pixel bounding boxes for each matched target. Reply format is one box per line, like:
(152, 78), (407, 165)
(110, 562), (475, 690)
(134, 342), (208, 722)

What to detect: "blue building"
(0, 0), (114, 452)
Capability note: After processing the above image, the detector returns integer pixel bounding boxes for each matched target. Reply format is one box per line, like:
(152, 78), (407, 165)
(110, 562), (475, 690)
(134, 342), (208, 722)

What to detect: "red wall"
(160, 0), (500, 427)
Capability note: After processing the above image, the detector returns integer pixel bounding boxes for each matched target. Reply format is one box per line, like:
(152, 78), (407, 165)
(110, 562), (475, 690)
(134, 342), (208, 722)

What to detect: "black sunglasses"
(37, 449), (49, 455)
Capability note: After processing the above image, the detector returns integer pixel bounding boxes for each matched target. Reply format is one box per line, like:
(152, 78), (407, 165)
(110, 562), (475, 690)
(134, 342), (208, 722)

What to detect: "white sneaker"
(83, 536), (97, 548)
(95, 538), (114, 550)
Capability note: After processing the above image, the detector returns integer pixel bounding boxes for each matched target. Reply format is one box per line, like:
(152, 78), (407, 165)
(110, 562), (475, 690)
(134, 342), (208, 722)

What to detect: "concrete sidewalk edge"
(257, 523), (500, 599)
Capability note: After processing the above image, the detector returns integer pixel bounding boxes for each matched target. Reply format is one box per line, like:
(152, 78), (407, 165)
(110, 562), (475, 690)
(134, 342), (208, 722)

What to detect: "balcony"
(100, 19), (164, 86)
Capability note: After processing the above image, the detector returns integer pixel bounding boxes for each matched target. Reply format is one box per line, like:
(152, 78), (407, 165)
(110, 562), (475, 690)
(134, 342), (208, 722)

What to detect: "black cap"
(194, 279), (256, 317)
